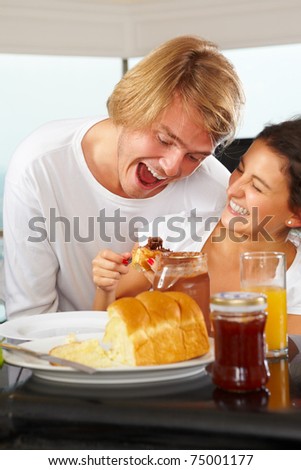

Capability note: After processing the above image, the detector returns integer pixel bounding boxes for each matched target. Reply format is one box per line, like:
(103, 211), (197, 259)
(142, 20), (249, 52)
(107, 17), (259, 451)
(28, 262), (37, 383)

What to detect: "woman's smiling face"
(221, 138), (293, 241)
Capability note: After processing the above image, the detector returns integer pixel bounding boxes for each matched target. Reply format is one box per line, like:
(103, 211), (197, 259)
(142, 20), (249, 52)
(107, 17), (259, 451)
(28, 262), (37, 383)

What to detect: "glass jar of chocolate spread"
(153, 252), (211, 335)
(210, 291), (269, 392)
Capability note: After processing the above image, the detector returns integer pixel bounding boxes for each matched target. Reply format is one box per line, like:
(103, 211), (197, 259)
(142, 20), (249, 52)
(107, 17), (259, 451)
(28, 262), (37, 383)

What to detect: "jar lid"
(210, 291), (267, 313)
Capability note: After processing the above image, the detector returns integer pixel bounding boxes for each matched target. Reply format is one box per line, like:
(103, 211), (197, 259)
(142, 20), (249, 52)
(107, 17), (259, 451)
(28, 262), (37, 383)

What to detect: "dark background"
(216, 138), (253, 172)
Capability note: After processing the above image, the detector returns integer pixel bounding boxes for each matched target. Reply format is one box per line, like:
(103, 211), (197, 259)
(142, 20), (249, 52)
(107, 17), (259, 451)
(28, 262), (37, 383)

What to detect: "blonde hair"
(107, 35), (244, 147)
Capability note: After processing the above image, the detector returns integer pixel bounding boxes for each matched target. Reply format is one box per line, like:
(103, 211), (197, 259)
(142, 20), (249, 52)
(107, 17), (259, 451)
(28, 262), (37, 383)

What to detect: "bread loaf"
(104, 291), (209, 366)
(50, 291), (209, 367)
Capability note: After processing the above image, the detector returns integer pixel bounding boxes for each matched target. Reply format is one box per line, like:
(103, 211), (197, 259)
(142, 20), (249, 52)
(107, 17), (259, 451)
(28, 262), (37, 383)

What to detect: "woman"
(92, 117), (301, 318)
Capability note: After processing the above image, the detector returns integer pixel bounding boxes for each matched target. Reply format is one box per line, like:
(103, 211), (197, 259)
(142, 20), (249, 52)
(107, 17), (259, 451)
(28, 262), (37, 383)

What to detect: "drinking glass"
(240, 251), (288, 358)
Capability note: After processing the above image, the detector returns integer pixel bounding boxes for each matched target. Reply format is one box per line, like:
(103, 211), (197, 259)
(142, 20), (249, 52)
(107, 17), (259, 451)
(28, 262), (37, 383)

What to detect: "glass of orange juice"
(240, 252), (287, 358)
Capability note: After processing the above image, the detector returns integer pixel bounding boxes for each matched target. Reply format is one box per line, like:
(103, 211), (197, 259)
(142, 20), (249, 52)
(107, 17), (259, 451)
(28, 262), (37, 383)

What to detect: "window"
(0, 54), (122, 228)
(223, 43), (301, 137)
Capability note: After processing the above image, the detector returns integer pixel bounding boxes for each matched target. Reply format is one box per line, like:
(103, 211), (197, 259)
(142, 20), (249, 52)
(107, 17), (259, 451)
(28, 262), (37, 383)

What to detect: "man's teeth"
(230, 199), (250, 216)
(147, 166), (167, 180)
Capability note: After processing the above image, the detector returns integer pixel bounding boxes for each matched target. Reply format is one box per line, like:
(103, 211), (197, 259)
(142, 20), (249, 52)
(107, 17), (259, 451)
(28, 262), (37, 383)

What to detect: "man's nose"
(159, 150), (183, 177)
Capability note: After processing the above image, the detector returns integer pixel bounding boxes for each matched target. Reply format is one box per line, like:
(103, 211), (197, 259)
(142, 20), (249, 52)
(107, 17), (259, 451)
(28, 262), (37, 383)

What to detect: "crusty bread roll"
(132, 236), (170, 271)
(50, 291), (209, 368)
(104, 291), (209, 366)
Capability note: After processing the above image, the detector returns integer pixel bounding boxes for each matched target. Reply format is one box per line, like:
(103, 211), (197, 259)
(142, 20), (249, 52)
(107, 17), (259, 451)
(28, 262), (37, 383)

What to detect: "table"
(1, 337), (301, 450)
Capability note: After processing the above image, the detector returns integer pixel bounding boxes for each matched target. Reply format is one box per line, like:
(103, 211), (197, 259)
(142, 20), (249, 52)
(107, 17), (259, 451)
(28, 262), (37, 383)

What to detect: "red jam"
(210, 292), (270, 392)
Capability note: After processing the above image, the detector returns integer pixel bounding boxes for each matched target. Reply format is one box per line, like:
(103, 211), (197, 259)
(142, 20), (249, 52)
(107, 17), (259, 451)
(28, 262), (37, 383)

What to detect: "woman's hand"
(92, 249), (132, 293)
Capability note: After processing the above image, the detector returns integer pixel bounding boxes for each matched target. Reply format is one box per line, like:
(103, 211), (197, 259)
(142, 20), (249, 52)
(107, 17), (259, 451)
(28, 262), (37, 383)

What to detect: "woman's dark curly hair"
(256, 116), (301, 212)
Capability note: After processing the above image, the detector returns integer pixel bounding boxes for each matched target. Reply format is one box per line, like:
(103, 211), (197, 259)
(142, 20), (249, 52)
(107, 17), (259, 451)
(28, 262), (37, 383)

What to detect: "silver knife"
(0, 342), (97, 374)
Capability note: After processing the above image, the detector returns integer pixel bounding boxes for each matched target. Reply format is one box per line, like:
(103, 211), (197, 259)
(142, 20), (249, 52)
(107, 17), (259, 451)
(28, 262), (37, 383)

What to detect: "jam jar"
(210, 291), (270, 392)
(153, 252), (211, 335)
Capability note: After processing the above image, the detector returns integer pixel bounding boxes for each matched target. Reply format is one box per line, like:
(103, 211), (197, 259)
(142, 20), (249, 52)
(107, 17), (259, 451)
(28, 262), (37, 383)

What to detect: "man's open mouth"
(137, 162), (167, 187)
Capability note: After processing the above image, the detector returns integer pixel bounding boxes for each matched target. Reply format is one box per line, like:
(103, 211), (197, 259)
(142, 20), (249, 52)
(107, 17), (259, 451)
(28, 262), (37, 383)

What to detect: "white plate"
(0, 311), (108, 341)
(3, 334), (214, 385)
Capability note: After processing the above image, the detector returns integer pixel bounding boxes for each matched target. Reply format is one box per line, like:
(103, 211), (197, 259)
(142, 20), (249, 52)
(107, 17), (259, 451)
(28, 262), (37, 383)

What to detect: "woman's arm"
(116, 265), (152, 298)
(288, 314), (301, 335)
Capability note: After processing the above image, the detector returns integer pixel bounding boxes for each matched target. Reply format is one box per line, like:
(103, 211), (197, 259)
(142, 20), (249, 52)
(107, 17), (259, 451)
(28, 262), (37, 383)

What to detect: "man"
(3, 35), (244, 318)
